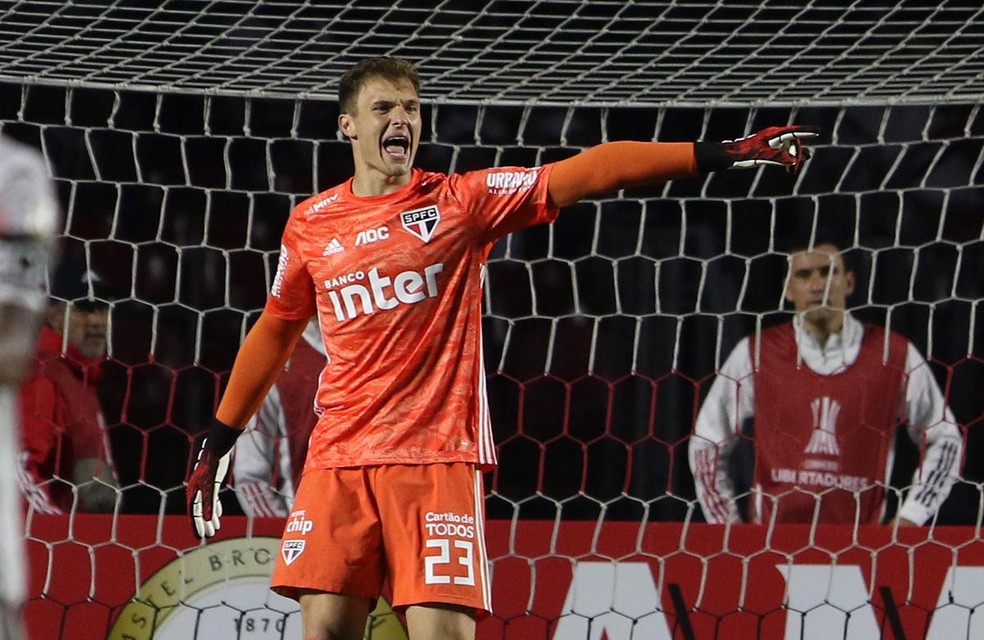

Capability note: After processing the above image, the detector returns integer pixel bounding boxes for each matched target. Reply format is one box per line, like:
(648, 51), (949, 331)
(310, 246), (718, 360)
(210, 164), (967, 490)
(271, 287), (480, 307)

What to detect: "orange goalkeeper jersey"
(265, 166), (558, 471)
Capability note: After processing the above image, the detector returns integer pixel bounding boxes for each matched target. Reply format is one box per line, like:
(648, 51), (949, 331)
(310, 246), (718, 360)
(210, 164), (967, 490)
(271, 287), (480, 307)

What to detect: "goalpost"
(2, 2), (983, 639)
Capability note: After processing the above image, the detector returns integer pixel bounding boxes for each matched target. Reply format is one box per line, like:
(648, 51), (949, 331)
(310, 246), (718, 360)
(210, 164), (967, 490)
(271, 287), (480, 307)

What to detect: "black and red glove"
(187, 418), (242, 538)
(695, 125), (820, 174)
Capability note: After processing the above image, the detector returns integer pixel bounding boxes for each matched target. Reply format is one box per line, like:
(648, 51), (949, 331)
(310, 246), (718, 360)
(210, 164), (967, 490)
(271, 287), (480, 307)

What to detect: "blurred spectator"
(0, 133), (60, 640)
(233, 319), (324, 517)
(689, 243), (962, 526)
(19, 257), (120, 514)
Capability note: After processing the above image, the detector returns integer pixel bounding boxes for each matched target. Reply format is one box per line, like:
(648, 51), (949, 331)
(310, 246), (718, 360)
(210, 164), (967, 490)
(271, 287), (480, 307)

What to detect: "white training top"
(690, 313), (962, 526)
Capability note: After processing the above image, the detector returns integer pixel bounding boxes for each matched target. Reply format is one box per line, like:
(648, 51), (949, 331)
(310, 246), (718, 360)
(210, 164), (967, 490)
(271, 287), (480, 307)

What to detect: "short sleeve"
(451, 164), (559, 244)
(264, 213), (317, 320)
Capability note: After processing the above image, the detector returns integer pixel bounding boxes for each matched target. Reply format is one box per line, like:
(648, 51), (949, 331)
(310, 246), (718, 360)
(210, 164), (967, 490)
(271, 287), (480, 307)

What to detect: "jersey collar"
(792, 312), (864, 376)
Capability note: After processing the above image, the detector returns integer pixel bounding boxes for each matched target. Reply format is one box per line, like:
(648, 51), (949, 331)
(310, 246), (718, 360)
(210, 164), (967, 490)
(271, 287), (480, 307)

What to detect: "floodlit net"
(0, 1), (982, 105)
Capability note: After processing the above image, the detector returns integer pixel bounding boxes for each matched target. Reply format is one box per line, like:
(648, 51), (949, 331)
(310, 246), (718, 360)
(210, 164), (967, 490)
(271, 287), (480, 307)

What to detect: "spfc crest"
(400, 205), (440, 243)
(282, 540), (306, 566)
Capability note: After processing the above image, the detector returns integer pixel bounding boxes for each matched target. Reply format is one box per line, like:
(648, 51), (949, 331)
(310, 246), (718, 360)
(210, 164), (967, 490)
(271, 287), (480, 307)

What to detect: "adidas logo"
(322, 238), (344, 256)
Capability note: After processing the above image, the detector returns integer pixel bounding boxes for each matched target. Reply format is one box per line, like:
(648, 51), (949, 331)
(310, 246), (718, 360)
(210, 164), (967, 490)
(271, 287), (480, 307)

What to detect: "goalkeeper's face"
(785, 245), (855, 324)
(339, 76), (421, 186)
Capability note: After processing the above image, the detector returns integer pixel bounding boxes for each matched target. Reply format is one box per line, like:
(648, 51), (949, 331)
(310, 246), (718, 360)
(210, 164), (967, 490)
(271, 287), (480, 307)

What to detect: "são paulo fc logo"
(106, 536), (408, 639)
(282, 540), (305, 565)
(400, 205), (440, 242)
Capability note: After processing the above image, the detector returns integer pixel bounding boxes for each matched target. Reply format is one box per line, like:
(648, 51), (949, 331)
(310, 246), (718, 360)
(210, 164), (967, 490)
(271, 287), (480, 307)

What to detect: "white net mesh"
(3, 2), (984, 638)
(1, 0), (983, 104)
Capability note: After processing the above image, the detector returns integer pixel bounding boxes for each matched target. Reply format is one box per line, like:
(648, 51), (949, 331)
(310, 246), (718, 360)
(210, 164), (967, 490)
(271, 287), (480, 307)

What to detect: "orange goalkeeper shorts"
(270, 462), (491, 613)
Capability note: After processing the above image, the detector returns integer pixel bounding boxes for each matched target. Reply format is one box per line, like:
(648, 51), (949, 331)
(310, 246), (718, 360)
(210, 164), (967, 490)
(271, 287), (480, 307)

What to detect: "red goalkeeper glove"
(695, 125), (820, 174)
(187, 419), (241, 538)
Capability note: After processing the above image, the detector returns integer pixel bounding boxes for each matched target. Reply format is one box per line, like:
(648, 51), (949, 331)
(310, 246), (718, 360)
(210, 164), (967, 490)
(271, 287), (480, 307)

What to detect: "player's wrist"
(693, 141), (734, 173)
(205, 417), (242, 457)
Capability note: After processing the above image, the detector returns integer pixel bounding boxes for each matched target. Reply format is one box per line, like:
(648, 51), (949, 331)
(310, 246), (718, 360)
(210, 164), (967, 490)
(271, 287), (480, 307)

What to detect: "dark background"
(1, 81), (981, 524)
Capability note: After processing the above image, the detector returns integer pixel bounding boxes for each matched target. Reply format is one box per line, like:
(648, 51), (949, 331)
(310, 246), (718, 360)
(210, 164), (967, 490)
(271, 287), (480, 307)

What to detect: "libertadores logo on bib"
(400, 205), (440, 242)
(805, 395), (841, 455)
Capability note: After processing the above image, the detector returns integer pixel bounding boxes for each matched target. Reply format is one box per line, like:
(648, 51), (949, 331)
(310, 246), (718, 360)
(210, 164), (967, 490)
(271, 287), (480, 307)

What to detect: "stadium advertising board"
(25, 516), (984, 639)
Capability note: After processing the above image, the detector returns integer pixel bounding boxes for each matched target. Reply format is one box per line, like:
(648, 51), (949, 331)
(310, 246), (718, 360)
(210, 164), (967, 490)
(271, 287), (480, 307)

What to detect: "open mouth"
(382, 133), (411, 162)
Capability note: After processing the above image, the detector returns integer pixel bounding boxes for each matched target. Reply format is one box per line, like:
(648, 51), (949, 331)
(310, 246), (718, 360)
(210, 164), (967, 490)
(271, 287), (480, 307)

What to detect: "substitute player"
(0, 134), (60, 640)
(187, 56), (819, 640)
(689, 243), (962, 526)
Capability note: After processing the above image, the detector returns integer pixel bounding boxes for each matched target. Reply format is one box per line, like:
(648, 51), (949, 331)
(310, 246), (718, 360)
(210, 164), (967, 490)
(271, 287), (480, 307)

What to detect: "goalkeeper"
(188, 56), (818, 640)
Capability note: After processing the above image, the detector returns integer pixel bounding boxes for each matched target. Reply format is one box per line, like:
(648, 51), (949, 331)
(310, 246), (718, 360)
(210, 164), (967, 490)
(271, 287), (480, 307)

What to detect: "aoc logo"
(400, 206), (440, 243)
(106, 536), (407, 640)
(356, 226), (390, 245)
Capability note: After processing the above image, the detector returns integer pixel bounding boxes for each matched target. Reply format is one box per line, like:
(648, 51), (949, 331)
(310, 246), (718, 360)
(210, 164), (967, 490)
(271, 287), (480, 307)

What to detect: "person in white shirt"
(689, 243), (962, 526)
(233, 319), (325, 518)
(0, 134), (60, 640)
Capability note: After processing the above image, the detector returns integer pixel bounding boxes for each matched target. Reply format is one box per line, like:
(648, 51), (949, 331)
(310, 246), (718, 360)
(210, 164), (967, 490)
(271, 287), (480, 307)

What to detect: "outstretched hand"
(723, 125), (820, 173)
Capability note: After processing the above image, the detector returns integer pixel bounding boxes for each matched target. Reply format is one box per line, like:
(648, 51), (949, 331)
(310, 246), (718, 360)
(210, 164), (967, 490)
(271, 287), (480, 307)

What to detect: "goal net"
(2, 1), (983, 639)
